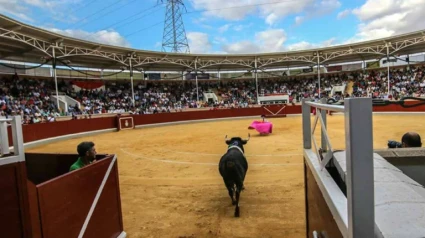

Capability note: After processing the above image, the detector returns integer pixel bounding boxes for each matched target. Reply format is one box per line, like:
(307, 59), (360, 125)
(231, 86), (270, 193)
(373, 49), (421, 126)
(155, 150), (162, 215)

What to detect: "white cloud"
(288, 0), (341, 26)
(47, 28), (131, 47)
(348, 0), (425, 43)
(352, 0), (399, 22)
(189, 0), (257, 21)
(0, 0), (34, 22)
(337, 9), (350, 19)
(219, 28), (339, 54)
(213, 36), (228, 45)
(260, 0), (314, 25)
(286, 38), (337, 51)
(222, 29), (286, 54)
(233, 23), (252, 31)
(187, 32), (212, 53)
(262, 0), (341, 25)
(295, 16), (304, 26)
(189, 0), (341, 26)
(218, 24), (232, 33)
(0, 0), (82, 24)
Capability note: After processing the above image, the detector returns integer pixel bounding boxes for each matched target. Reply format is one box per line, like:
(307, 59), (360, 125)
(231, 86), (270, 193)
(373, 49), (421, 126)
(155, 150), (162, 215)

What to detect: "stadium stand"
(2, 64), (424, 120)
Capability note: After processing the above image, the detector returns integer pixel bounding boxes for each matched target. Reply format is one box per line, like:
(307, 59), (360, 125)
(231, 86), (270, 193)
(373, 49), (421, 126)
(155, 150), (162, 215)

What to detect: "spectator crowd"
(1, 64), (425, 124)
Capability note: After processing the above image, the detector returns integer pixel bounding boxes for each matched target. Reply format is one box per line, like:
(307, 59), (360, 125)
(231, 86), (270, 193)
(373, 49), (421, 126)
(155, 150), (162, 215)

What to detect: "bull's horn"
(224, 135), (228, 140)
(246, 133), (250, 141)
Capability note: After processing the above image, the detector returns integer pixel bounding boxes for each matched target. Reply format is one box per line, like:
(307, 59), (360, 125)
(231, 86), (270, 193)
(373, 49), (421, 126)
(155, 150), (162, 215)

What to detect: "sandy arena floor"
(26, 114), (425, 238)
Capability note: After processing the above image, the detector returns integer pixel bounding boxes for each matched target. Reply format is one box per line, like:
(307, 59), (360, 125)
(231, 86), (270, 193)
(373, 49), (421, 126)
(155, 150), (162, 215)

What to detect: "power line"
(73, 0), (142, 29)
(38, 0), (100, 26)
(124, 21), (165, 38)
(97, 4), (161, 32)
(67, 0), (124, 29)
(84, 4), (163, 41)
(122, 0), (302, 39)
(184, 0), (301, 15)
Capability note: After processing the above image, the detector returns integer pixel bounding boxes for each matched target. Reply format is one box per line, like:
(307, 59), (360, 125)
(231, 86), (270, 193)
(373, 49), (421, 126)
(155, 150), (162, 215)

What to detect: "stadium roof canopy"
(1, 14), (425, 72)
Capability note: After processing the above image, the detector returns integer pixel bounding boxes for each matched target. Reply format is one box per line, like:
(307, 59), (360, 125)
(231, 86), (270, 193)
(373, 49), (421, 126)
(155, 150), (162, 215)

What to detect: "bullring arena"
(2, 13), (425, 238)
(22, 113), (425, 238)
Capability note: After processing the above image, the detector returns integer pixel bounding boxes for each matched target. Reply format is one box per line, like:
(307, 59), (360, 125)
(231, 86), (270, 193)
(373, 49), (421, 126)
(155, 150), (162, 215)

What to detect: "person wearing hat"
(69, 141), (97, 171)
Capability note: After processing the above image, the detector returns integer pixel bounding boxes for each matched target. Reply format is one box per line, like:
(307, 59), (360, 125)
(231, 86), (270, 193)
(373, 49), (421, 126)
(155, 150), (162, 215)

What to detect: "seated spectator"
(401, 132), (422, 148)
(70, 141), (97, 171)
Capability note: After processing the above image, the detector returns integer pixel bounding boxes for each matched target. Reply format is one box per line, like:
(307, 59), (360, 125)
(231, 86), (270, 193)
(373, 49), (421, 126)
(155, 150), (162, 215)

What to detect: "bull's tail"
(227, 161), (246, 192)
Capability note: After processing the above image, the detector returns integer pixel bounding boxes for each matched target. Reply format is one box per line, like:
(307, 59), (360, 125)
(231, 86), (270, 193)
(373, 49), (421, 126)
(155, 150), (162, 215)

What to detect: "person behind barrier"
(388, 132), (422, 148)
(70, 141), (97, 171)
(401, 132), (422, 148)
(261, 114), (268, 123)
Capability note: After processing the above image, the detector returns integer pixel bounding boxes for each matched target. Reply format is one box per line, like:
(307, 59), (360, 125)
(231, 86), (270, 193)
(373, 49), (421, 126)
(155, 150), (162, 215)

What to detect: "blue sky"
(1, 0), (425, 54)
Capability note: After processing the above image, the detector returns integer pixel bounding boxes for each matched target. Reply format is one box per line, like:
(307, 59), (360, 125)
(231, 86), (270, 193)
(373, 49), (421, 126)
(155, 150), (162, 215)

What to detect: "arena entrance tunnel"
(302, 98), (425, 238)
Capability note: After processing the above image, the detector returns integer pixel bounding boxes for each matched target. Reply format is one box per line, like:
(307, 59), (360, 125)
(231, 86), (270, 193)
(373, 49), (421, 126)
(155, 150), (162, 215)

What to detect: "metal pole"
(302, 98), (312, 149)
(195, 59), (199, 102)
(255, 57), (259, 104)
(129, 58), (135, 106)
(386, 44), (390, 97)
(320, 97), (327, 152)
(317, 52), (321, 98)
(344, 98), (374, 238)
(52, 47), (60, 112)
(407, 54), (410, 71)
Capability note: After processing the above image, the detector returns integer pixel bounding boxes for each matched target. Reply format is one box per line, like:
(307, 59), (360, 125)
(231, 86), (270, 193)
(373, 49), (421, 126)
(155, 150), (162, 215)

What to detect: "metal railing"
(302, 98), (375, 238)
(0, 116), (25, 165)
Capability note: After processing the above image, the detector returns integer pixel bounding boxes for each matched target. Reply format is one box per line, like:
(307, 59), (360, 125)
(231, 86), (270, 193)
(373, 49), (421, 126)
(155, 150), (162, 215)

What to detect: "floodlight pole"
(129, 56), (135, 106)
(317, 51), (321, 98)
(255, 57), (259, 104)
(386, 44), (390, 97)
(52, 47), (60, 112)
(195, 58), (199, 103)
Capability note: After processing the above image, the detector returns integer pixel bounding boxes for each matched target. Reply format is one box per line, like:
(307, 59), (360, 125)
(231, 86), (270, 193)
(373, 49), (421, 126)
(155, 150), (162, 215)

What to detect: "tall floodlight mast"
(159, 0), (190, 53)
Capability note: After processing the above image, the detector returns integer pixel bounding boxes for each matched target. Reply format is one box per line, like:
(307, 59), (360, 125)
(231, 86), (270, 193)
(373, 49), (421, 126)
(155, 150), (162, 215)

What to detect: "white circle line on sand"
(120, 148), (303, 167)
(158, 148), (302, 157)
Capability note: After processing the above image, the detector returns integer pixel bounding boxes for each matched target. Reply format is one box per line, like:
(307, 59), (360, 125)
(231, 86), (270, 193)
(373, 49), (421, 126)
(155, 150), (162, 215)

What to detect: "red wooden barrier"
(4, 102), (425, 148)
(28, 155), (124, 238)
(7, 116), (117, 146)
(0, 162), (31, 238)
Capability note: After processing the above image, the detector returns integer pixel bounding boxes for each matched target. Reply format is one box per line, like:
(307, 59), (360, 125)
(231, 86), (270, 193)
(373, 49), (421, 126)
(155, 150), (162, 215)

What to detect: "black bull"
(218, 134), (250, 217)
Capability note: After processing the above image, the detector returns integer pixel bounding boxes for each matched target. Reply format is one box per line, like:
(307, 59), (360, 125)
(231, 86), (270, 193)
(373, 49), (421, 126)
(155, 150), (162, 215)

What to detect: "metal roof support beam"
(316, 51), (321, 96)
(386, 44), (391, 97)
(3, 25), (22, 31)
(128, 55), (135, 106)
(0, 47), (34, 60)
(0, 27), (52, 57)
(56, 46), (127, 66)
(254, 57), (259, 105)
(52, 47), (60, 111)
(390, 35), (425, 54)
(195, 57), (199, 102)
(2, 13), (425, 72)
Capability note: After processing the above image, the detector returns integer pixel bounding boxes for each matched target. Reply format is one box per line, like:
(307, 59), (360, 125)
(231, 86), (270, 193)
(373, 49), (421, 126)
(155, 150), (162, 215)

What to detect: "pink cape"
(248, 121), (273, 134)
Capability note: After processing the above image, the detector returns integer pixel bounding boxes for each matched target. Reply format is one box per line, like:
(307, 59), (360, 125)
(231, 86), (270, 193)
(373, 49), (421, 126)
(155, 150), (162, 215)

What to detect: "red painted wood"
(0, 163), (27, 238)
(35, 156), (122, 238)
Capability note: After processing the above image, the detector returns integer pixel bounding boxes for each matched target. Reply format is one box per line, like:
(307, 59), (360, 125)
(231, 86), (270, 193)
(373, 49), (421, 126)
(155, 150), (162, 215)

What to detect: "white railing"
(302, 98), (375, 238)
(306, 99), (344, 168)
(0, 116), (25, 166)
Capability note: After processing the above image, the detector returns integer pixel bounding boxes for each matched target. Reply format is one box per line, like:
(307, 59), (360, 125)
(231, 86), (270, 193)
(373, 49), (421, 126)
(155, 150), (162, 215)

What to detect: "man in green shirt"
(70, 141), (97, 171)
